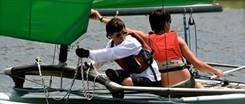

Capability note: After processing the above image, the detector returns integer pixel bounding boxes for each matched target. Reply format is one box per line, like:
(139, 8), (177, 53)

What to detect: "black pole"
(59, 45), (68, 64)
(98, 4), (223, 16)
(183, 12), (189, 46)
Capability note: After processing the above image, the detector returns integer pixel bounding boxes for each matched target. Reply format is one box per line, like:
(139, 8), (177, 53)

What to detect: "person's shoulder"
(125, 35), (142, 46)
(125, 35), (137, 41)
(168, 31), (178, 35)
(127, 29), (147, 37)
(177, 35), (186, 46)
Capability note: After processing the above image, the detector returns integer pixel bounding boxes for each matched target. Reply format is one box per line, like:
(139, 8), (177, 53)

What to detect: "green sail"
(0, 0), (92, 45)
(0, 0), (214, 45)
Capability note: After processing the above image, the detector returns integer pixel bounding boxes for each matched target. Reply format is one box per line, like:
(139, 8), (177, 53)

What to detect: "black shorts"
(106, 69), (160, 87)
(131, 76), (160, 87)
(171, 75), (195, 88)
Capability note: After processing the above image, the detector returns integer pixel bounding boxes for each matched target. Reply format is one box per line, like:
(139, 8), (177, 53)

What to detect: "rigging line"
(194, 18), (198, 57)
(10, 74), (102, 100)
(78, 58), (85, 96)
(36, 57), (50, 104)
(85, 64), (101, 100)
(85, 66), (93, 100)
(54, 60), (79, 103)
(183, 8), (189, 46)
(186, 8), (199, 76)
(9, 74), (75, 92)
(188, 8), (198, 57)
(196, 75), (245, 85)
(79, 59), (87, 99)
(50, 65), (78, 102)
(86, 63), (102, 100)
(52, 45), (58, 64)
(9, 60), (80, 102)
(78, 59), (101, 100)
(183, 8), (191, 66)
(60, 72), (63, 89)
(62, 59), (81, 103)
(187, 18), (191, 50)
(80, 59), (93, 100)
(49, 45), (58, 88)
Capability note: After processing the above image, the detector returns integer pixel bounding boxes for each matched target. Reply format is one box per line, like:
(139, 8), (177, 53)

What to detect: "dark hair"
(149, 9), (171, 33)
(106, 18), (125, 37)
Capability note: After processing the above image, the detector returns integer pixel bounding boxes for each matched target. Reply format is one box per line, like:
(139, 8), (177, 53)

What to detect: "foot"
(105, 69), (121, 84)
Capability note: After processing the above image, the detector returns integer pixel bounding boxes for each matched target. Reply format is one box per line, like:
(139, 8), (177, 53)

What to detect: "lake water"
(0, 8), (245, 103)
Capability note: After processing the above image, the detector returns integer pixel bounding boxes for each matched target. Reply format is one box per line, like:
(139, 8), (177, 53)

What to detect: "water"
(0, 9), (245, 103)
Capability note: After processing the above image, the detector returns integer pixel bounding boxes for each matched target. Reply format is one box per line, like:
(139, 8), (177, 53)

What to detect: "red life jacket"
(112, 32), (153, 74)
(149, 31), (183, 63)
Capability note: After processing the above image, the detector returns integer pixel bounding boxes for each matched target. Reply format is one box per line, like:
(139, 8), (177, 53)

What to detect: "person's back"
(149, 31), (182, 63)
(148, 9), (223, 88)
(149, 32), (194, 88)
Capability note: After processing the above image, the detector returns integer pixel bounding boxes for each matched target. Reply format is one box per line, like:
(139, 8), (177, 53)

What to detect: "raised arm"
(178, 36), (223, 77)
(90, 9), (148, 36)
(90, 9), (110, 24)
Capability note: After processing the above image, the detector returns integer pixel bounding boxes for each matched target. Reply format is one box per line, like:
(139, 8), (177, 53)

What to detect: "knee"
(121, 77), (134, 86)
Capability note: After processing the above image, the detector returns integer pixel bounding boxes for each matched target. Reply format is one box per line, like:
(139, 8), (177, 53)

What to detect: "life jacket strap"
(158, 59), (186, 73)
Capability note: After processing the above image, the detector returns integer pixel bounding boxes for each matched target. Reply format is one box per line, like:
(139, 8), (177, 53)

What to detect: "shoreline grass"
(215, 0), (245, 9)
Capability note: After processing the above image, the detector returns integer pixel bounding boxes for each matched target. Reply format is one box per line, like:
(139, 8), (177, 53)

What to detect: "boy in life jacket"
(76, 18), (161, 89)
(91, 9), (223, 88)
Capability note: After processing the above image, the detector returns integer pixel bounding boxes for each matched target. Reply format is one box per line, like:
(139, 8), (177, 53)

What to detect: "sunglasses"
(107, 31), (127, 39)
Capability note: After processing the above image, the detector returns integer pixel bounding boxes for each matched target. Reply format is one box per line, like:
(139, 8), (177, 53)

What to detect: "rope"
(89, 63), (102, 99)
(48, 45), (79, 102)
(48, 45), (58, 88)
(84, 66), (94, 100)
(63, 71), (78, 103)
(36, 57), (50, 104)
(187, 8), (200, 76)
(195, 74), (245, 85)
(8, 71), (80, 102)
(36, 56), (80, 103)
(188, 8), (198, 57)
(79, 58), (101, 100)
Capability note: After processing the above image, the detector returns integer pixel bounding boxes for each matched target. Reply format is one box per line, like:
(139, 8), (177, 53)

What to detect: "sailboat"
(1, 0), (245, 104)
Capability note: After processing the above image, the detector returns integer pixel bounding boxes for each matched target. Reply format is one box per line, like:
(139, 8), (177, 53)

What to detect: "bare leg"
(195, 82), (204, 88)
(121, 77), (134, 86)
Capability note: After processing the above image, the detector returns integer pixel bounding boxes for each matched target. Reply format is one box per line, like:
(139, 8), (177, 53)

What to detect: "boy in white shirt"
(76, 18), (161, 88)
